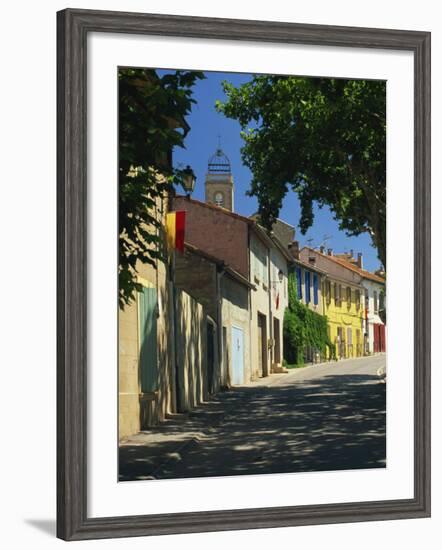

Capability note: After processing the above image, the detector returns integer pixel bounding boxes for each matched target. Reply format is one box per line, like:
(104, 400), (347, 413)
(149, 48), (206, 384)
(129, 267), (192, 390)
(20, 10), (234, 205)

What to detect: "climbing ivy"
(283, 272), (333, 366)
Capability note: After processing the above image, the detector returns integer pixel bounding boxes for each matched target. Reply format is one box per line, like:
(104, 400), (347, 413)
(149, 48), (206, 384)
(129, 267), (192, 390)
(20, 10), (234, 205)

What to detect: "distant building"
(333, 252), (386, 354)
(252, 217), (327, 363)
(205, 146), (234, 211)
(291, 258), (326, 316)
(300, 247), (366, 360)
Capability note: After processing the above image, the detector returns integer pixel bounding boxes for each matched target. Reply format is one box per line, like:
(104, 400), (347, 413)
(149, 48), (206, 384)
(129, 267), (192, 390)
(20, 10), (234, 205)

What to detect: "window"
(214, 192), (224, 207)
(379, 290), (385, 311)
(373, 290), (379, 313)
(296, 267), (302, 299)
(252, 248), (260, 282)
(313, 273), (319, 305)
(262, 253), (268, 287)
(305, 271), (311, 304)
(346, 287), (351, 309)
(325, 280), (331, 305)
(334, 283), (341, 306)
(355, 289), (361, 310)
(251, 238), (268, 286)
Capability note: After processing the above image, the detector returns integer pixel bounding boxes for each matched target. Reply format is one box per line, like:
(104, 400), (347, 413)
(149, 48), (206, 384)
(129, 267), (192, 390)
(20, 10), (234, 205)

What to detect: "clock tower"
(205, 145), (234, 212)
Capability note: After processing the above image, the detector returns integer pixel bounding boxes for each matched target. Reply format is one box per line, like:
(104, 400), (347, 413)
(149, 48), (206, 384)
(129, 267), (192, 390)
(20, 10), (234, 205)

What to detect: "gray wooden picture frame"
(57, 8), (431, 541)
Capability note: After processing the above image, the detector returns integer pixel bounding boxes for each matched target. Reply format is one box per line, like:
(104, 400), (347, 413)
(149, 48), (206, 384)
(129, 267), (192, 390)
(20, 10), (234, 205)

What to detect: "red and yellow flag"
(166, 211), (186, 253)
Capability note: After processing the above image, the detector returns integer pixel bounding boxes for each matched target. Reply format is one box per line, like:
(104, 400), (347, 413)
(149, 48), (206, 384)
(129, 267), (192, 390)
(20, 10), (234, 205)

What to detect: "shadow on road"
(119, 373), (386, 481)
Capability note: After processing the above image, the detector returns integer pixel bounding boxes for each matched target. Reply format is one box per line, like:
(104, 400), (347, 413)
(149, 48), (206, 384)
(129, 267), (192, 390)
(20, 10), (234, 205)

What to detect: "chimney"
(375, 267), (386, 278)
(357, 252), (363, 269)
(327, 248), (333, 256)
(350, 249), (354, 258)
(319, 245), (325, 254)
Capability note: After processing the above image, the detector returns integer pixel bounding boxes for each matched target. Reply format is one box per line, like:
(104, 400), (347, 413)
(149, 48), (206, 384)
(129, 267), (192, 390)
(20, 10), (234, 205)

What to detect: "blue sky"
(169, 70), (382, 272)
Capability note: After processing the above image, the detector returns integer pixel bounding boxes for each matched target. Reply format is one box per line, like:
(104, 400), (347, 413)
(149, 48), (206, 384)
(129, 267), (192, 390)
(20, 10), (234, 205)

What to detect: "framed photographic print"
(57, 8), (431, 541)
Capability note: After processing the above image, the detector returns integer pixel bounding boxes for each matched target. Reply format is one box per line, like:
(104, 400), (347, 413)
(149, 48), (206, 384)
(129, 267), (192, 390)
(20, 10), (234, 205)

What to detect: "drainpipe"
(170, 249), (181, 413)
(267, 247), (272, 375)
(248, 230), (253, 381)
(322, 275), (327, 360)
(168, 198), (181, 413)
(216, 265), (225, 389)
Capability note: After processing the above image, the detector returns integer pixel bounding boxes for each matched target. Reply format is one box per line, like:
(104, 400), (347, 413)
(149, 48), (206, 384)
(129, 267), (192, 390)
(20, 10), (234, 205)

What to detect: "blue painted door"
(231, 326), (244, 385)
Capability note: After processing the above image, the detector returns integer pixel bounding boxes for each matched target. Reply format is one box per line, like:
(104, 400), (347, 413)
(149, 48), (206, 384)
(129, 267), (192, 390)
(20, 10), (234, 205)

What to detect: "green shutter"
(139, 286), (158, 393)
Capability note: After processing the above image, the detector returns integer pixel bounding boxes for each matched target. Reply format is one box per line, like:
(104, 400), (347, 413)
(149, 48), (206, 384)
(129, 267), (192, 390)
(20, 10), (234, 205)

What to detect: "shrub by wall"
(283, 272), (333, 366)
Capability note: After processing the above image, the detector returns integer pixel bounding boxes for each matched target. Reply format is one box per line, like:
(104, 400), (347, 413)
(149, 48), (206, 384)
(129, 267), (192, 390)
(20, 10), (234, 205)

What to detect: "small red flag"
(166, 211), (186, 254)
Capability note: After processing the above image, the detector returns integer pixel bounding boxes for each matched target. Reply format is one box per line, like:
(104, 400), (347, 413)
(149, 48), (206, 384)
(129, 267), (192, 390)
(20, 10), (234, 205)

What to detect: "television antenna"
(320, 234), (332, 248)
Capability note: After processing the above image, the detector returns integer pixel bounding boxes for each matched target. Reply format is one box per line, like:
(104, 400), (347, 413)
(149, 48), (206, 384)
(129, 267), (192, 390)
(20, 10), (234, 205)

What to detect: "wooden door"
(257, 313), (268, 377)
(273, 317), (281, 364)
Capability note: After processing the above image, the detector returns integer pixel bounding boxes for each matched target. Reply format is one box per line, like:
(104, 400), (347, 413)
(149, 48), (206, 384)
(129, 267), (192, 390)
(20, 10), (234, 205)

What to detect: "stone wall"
(175, 289), (215, 411)
(119, 273), (217, 439)
(175, 248), (218, 320)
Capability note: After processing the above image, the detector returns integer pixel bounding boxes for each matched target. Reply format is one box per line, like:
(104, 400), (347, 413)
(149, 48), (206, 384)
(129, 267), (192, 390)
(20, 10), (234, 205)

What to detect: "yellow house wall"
(323, 281), (365, 359)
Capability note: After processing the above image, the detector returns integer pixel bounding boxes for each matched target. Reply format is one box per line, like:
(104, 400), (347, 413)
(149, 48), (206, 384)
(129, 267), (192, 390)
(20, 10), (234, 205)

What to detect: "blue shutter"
(313, 274), (319, 305)
(139, 286), (158, 393)
(296, 268), (302, 299)
(305, 271), (311, 304)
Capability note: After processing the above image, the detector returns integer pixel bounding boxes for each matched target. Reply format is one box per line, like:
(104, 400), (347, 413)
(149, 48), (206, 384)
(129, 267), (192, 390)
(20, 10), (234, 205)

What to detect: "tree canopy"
(119, 68), (204, 307)
(216, 76), (386, 267)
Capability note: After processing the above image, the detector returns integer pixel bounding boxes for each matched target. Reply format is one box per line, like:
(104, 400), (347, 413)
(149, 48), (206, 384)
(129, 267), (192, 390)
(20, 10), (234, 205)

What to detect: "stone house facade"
(119, 192), (220, 440)
(173, 195), (291, 380)
(333, 252), (386, 354)
(300, 247), (365, 360)
(175, 242), (254, 387)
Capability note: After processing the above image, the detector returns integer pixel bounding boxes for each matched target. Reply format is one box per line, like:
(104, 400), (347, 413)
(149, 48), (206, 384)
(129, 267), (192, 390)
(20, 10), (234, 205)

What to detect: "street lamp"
(181, 165), (196, 197)
(270, 269), (284, 286)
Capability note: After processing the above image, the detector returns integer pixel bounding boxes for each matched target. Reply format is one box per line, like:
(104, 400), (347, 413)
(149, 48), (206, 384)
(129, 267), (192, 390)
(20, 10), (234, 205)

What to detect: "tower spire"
(205, 139), (234, 211)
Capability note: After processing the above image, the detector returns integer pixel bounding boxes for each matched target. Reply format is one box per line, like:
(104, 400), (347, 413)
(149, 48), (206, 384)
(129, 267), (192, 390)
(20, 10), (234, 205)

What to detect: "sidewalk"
(119, 387), (251, 481)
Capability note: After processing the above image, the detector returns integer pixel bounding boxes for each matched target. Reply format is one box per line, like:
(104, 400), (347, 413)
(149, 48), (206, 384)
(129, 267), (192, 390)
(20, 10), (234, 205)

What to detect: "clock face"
(214, 192), (224, 207)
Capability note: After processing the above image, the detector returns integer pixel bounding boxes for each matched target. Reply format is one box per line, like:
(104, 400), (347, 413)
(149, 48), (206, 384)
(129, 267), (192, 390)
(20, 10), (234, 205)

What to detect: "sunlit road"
(119, 355), (386, 481)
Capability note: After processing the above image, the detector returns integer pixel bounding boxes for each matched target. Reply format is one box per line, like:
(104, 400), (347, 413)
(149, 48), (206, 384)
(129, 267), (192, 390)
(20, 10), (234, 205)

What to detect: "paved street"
(119, 354), (386, 481)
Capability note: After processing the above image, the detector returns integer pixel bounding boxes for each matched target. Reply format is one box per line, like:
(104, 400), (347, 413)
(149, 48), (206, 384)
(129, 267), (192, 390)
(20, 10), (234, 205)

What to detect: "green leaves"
(217, 76), (386, 267)
(119, 68), (204, 308)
